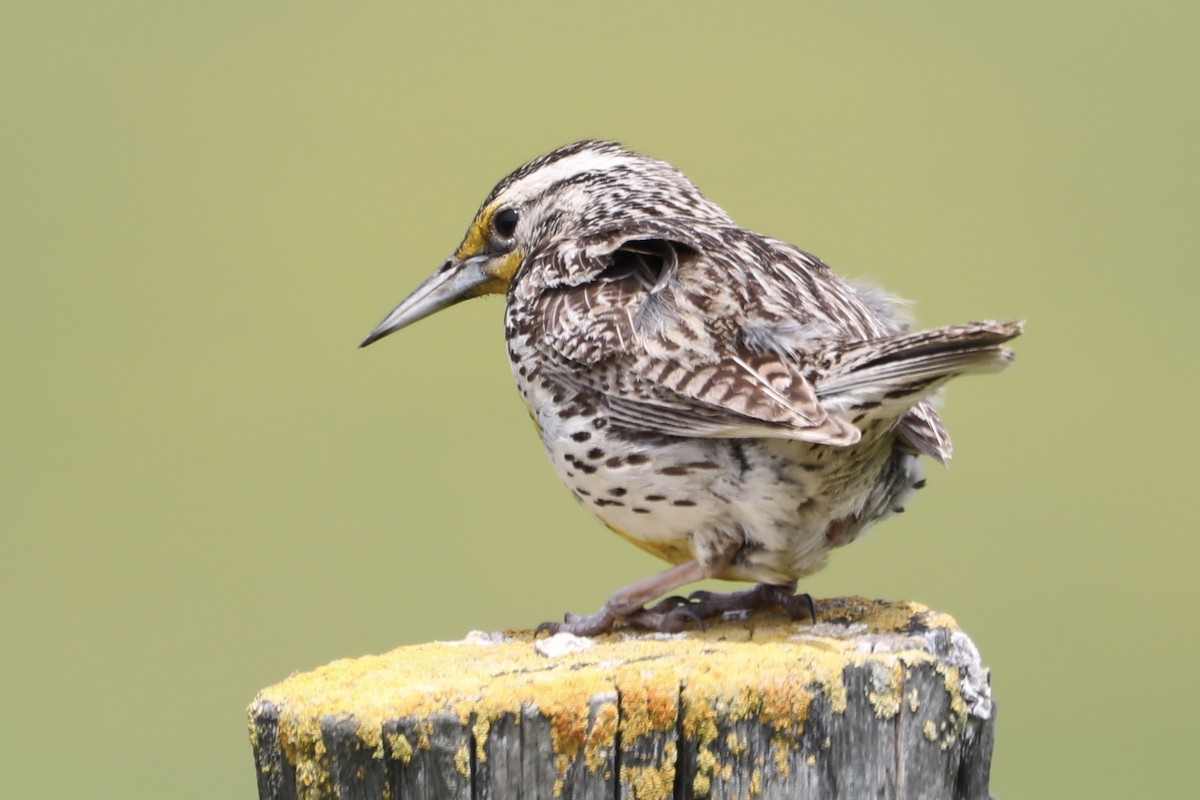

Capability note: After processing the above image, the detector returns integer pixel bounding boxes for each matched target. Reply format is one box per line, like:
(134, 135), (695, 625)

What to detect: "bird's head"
(360, 140), (729, 347)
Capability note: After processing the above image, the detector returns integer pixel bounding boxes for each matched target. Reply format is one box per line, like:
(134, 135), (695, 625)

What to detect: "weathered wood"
(249, 598), (995, 799)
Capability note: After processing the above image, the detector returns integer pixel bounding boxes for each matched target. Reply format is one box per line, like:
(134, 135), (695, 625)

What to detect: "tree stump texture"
(248, 597), (995, 799)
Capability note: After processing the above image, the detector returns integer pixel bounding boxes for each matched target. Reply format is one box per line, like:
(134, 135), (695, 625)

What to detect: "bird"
(361, 140), (1021, 636)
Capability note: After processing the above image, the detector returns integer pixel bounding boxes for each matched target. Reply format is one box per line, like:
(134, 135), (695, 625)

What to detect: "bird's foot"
(686, 583), (817, 624)
(535, 584), (814, 637)
(536, 597), (703, 637)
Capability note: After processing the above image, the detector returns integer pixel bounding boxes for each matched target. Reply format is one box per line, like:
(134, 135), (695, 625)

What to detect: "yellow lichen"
(471, 717), (490, 765)
(866, 661), (905, 719)
(413, 720), (433, 751)
(385, 732), (412, 763)
(628, 763), (674, 800)
(693, 746), (718, 796)
(772, 737), (791, 777)
(750, 766), (763, 796)
(247, 597), (974, 798)
(585, 700), (619, 773)
(933, 662), (970, 750)
(453, 744), (470, 777)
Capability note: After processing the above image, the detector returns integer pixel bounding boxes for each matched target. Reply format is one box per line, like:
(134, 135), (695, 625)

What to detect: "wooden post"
(248, 598), (995, 799)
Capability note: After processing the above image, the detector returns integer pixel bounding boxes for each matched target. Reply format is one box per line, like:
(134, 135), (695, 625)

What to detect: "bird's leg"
(538, 537), (750, 636)
(686, 582), (817, 624)
(537, 561), (707, 637)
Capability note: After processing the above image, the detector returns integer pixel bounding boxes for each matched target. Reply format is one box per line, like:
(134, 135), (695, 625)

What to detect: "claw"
(788, 592), (817, 623)
(669, 603), (707, 632)
(534, 620), (561, 637)
(656, 608), (691, 634)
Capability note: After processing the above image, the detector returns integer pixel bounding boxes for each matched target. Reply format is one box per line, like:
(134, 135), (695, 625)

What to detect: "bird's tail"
(817, 320), (1024, 413)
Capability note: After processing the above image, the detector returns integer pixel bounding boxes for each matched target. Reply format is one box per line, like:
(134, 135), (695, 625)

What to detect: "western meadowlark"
(362, 140), (1021, 636)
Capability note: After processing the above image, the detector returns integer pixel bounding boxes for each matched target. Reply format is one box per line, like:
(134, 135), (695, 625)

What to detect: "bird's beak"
(360, 255), (494, 348)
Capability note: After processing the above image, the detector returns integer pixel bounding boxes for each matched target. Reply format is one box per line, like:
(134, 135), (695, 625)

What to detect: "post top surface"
(252, 596), (986, 736)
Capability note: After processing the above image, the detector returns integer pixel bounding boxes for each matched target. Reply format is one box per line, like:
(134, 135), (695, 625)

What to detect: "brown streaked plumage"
(362, 140), (1022, 635)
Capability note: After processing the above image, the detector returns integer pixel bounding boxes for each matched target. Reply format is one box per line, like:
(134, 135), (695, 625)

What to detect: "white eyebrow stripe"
(501, 150), (632, 203)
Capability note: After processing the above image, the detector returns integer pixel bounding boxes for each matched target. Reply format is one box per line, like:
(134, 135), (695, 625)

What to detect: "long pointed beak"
(360, 256), (491, 348)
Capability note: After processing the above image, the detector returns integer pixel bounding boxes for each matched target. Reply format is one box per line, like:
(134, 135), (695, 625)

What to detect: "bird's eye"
(492, 207), (519, 239)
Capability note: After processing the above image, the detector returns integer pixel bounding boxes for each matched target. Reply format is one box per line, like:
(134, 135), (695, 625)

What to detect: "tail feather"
(817, 320), (1023, 412)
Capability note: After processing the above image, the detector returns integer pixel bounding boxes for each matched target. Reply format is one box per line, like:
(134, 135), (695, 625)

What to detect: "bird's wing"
(528, 231), (861, 446)
(896, 402), (952, 463)
(603, 348), (861, 445)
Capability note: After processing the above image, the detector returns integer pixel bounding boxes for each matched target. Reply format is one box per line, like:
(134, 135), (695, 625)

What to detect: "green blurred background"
(3, 2), (1195, 797)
